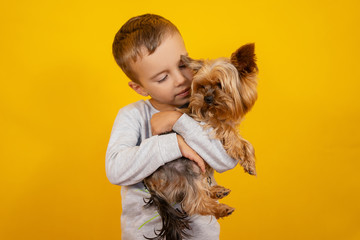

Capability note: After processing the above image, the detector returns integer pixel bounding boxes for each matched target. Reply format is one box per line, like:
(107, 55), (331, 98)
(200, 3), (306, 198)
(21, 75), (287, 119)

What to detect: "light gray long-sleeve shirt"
(105, 99), (238, 239)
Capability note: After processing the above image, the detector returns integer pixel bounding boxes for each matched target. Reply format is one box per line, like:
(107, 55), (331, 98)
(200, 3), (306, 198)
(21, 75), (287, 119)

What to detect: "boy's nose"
(174, 70), (187, 86)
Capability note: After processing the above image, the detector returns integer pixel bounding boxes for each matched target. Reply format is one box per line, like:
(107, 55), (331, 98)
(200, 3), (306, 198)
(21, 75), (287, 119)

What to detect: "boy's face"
(129, 33), (193, 111)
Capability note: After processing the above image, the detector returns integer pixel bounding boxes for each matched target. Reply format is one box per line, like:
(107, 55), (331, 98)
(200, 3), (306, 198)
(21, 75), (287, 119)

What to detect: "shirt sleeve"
(172, 113), (238, 173)
(105, 106), (182, 186)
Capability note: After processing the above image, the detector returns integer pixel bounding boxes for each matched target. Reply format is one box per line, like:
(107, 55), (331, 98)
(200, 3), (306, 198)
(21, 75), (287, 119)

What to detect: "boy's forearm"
(172, 113), (238, 173)
(106, 133), (181, 186)
(105, 106), (182, 186)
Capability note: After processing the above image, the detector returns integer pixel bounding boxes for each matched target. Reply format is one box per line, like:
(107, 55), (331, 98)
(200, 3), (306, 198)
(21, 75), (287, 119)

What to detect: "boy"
(106, 14), (238, 239)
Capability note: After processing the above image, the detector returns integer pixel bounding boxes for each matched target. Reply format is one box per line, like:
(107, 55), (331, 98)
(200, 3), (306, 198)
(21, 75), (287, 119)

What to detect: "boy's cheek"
(182, 68), (193, 81)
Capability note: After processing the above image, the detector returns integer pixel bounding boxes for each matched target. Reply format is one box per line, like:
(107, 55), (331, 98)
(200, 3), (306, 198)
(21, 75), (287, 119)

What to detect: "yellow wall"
(1, 0), (359, 239)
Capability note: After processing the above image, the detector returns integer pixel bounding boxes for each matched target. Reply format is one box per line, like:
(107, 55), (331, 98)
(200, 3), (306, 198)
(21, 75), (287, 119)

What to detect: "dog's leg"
(184, 194), (235, 219)
(213, 202), (235, 219)
(209, 185), (231, 199)
(196, 197), (235, 219)
(238, 137), (256, 175)
(225, 131), (256, 175)
(181, 179), (235, 219)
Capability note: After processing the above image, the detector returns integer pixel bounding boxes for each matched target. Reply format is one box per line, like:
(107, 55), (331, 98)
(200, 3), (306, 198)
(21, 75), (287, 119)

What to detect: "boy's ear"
(128, 81), (149, 97)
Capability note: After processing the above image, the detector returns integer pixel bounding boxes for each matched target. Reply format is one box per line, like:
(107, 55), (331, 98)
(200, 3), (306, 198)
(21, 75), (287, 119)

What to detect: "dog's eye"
(217, 83), (222, 89)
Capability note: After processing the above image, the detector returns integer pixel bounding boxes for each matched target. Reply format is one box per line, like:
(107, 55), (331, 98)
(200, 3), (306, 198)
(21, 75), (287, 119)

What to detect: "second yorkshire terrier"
(143, 43), (258, 240)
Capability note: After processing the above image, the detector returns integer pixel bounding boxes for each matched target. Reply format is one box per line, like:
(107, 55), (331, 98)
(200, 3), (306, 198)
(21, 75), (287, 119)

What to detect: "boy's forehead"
(142, 33), (187, 61)
(131, 33), (188, 79)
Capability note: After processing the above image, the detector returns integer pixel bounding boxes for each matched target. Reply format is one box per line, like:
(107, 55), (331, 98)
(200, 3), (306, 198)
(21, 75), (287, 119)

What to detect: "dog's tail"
(144, 187), (191, 240)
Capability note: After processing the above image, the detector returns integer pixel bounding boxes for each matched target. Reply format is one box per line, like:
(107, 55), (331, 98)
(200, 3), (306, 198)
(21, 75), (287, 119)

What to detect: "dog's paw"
(224, 207), (235, 217)
(210, 185), (231, 199)
(215, 188), (231, 199)
(240, 157), (257, 176)
(246, 167), (257, 176)
(215, 204), (235, 219)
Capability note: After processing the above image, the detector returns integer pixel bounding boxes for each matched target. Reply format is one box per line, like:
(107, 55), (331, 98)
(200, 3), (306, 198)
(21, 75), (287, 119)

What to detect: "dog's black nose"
(204, 95), (213, 104)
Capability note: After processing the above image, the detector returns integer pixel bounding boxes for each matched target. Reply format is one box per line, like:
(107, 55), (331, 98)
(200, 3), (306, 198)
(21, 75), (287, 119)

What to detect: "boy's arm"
(174, 113), (238, 172)
(105, 106), (205, 186)
(152, 111), (238, 173)
(105, 107), (182, 186)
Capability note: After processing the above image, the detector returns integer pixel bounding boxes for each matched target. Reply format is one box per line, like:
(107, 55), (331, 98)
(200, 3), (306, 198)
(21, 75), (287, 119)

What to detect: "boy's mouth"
(176, 88), (190, 98)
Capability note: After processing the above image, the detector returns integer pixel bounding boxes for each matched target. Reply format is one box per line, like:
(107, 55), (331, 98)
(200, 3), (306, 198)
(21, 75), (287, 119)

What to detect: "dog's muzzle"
(204, 95), (214, 104)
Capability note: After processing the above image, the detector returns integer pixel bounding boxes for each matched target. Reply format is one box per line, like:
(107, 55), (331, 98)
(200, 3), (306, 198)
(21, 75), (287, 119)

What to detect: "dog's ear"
(230, 43), (258, 116)
(230, 43), (258, 76)
(181, 55), (204, 72)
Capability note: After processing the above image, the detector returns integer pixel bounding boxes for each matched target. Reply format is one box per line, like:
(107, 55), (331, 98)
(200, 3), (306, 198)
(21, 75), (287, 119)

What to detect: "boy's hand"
(151, 111), (183, 135)
(176, 134), (206, 173)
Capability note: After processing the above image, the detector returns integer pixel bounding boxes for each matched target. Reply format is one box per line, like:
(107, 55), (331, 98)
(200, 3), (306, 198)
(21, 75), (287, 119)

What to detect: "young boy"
(106, 14), (238, 239)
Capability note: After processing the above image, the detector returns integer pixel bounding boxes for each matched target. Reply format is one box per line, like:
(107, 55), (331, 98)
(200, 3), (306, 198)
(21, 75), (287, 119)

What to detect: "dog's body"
(143, 43), (258, 240)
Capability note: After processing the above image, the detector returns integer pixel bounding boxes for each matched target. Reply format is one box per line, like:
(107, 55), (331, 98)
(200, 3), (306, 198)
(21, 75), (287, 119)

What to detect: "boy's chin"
(177, 96), (190, 105)
(178, 101), (190, 109)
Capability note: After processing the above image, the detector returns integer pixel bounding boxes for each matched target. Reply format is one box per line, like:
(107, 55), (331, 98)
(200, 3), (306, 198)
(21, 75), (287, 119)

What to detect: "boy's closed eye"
(158, 75), (168, 83)
(157, 64), (187, 83)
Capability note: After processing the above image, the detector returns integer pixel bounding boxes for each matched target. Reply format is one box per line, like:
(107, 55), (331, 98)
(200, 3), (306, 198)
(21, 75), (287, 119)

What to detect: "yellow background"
(1, 0), (359, 239)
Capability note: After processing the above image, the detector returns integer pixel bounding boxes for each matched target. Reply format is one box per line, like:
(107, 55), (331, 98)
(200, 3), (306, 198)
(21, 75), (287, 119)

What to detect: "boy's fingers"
(176, 134), (206, 173)
(191, 155), (206, 173)
(197, 158), (206, 173)
(184, 147), (205, 173)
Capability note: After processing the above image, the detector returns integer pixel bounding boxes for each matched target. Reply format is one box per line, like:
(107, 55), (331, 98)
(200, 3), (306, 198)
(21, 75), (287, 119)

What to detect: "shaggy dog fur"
(143, 43), (258, 240)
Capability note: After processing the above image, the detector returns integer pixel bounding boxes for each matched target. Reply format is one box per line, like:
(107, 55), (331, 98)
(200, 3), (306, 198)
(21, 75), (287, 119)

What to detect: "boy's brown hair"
(112, 14), (180, 83)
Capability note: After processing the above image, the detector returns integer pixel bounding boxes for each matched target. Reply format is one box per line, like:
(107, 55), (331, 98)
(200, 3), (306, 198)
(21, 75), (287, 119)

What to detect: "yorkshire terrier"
(143, 43), (258, 240)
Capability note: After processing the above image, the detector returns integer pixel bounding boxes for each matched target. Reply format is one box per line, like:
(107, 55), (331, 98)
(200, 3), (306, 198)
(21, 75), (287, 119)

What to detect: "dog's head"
(181, 56), (243, 122)
(181, 43), (258, 123)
